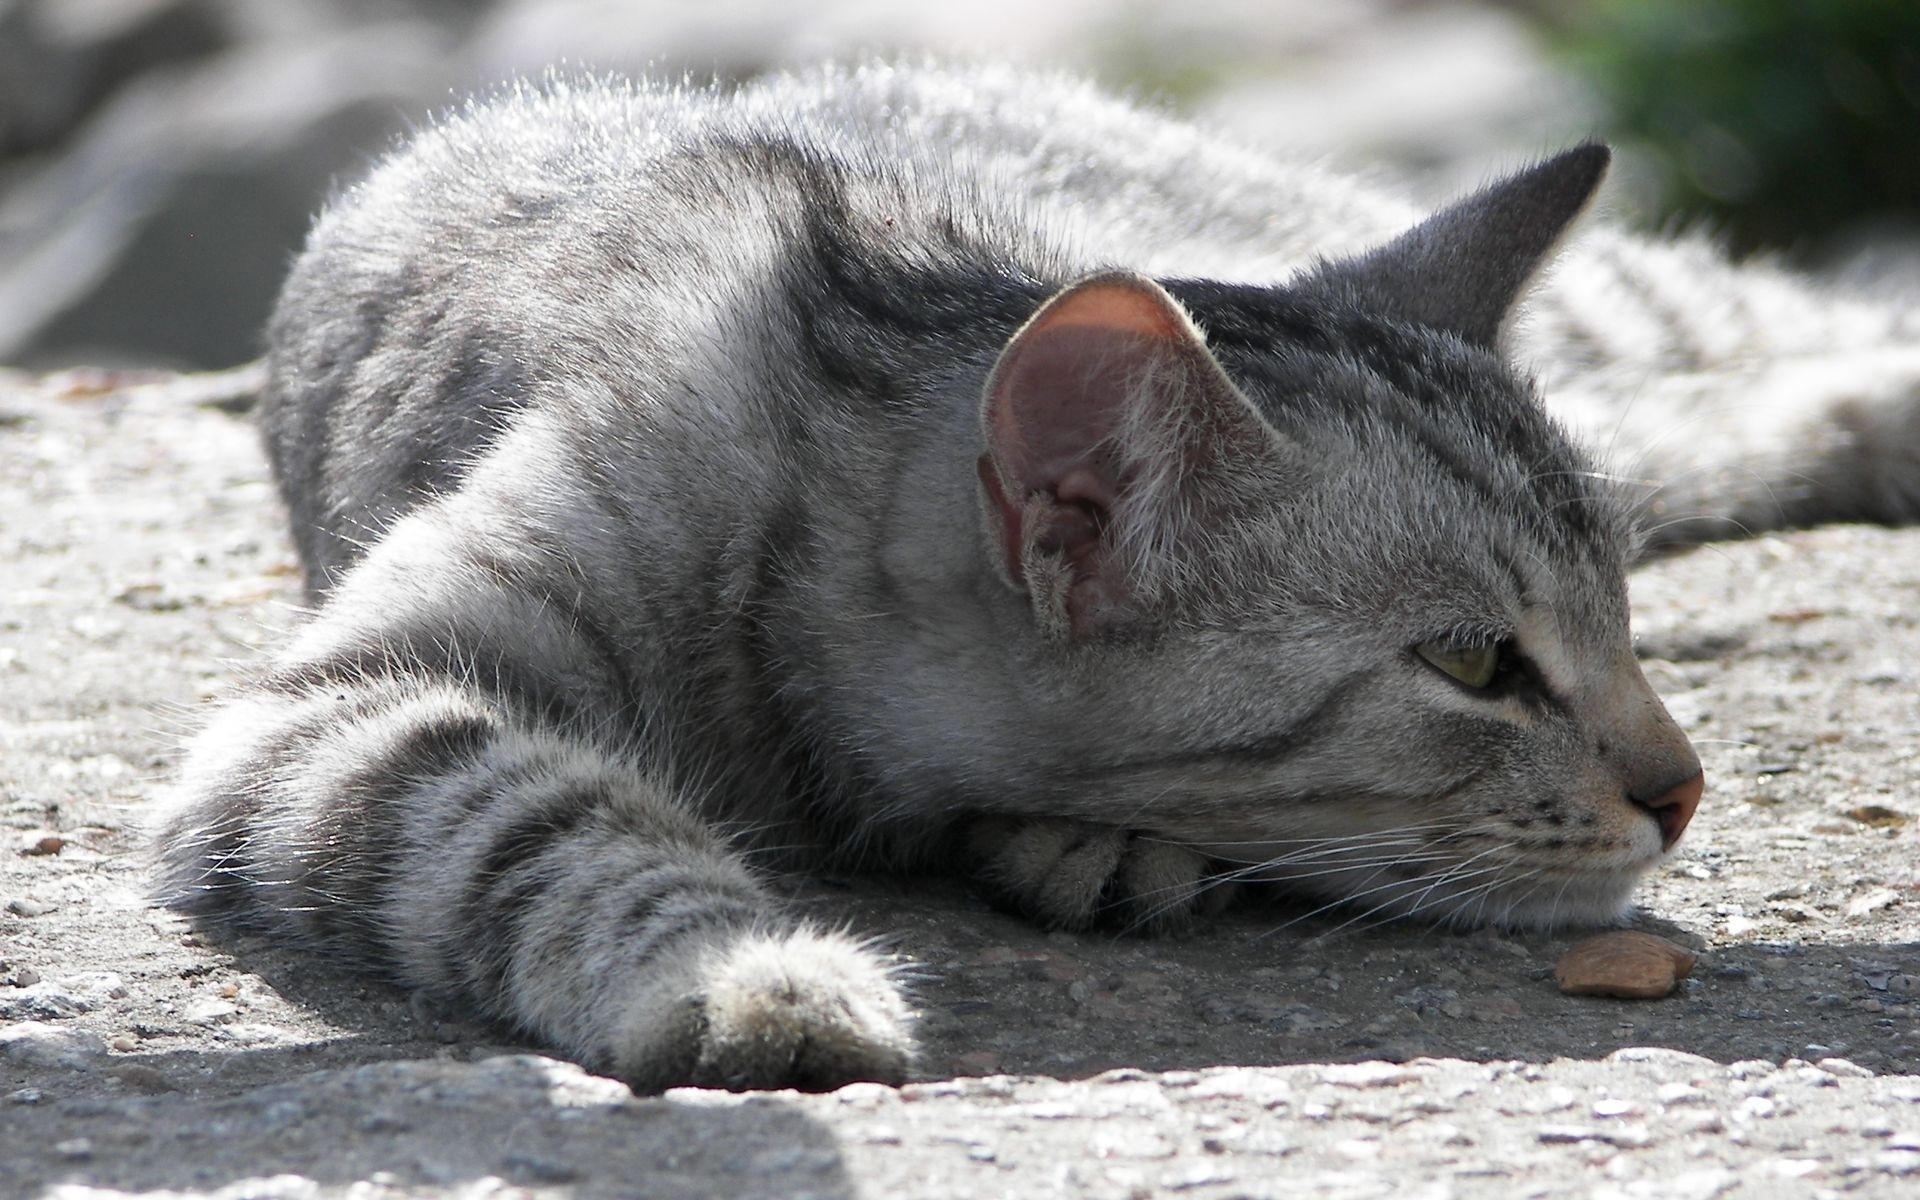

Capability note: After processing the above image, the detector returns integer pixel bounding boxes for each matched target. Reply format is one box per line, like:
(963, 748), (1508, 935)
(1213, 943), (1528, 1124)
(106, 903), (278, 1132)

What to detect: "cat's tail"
(1530, 229), (1920, 551)
(1552, 343), (1920, 554)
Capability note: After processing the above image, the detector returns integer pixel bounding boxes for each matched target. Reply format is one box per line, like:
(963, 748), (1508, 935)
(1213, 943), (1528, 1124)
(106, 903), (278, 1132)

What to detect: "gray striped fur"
(153, 63), (1920, 1092)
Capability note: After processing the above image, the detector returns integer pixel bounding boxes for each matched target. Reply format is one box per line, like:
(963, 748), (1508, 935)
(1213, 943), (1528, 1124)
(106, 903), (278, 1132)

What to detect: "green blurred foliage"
(1543, 0), (1920, 255)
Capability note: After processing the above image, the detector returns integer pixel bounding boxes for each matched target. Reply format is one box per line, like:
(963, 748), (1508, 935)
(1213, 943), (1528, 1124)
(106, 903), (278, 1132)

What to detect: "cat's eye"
(1414, 639), (1504, 689)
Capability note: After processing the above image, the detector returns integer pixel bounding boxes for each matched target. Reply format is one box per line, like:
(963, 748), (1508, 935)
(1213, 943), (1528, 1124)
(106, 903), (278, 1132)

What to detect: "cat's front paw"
(964, 815), (1233, 933)
(615, 928), (915, 1093)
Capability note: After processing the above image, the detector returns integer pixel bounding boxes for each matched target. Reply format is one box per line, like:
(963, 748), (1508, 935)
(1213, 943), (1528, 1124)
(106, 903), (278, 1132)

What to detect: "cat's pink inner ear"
(1025, 280), (1187, 342)
(980, 273), (1207, 635)
(984, 275), (1194, 496)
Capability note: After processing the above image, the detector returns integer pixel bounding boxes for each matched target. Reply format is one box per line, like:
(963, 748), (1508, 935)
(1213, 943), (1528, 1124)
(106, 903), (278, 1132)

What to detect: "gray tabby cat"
(154, 63), (1920, 1093)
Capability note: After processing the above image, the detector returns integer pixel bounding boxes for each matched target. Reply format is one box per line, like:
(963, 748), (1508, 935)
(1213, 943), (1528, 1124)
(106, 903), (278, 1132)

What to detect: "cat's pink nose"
(1634, 771), (1704, 850)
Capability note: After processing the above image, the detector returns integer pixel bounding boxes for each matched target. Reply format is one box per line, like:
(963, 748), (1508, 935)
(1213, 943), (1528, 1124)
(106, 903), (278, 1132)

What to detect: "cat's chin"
(1455, 872), (1645, 933)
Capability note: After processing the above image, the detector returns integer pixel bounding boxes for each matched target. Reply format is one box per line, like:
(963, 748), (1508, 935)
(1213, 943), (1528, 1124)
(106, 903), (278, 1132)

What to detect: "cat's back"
(259, 65), (1408, 589)
(258, 75), (858, 588)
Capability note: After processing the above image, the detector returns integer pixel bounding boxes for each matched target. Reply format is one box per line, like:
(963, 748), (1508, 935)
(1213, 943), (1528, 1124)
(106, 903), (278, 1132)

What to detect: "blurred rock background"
(0, 0), (1913, 369)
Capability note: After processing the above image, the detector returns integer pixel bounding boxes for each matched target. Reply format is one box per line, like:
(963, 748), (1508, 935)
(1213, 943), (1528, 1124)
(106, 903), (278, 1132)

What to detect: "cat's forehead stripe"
(1179, 286), (1627, 560)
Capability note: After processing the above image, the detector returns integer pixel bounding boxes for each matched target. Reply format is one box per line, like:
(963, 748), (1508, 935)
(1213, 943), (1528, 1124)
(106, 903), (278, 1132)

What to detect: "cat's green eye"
(1414, 639), (1503, 689)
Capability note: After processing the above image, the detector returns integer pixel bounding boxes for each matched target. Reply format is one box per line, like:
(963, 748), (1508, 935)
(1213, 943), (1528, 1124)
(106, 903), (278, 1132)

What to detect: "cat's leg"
(963, 816), (1238, 933)
(154, 561), (913, 1092)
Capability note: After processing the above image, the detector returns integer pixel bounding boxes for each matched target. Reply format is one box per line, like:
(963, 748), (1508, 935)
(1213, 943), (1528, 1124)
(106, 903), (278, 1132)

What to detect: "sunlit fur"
(153, 64), (1920, 1091)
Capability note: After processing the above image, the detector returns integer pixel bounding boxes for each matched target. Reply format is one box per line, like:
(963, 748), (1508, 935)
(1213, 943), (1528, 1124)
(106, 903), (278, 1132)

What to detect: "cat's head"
(976, 144), (1702, 930)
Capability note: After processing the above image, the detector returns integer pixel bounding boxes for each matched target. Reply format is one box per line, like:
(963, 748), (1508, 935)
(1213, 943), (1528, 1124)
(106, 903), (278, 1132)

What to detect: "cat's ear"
(978, 270), (1277, 641)
(1308, 143), (1610, 347)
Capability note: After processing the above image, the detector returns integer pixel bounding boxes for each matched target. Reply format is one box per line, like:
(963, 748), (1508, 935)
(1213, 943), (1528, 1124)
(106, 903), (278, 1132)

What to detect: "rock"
(17, 832), (65, 856)
(0, 973), (125, 1020)
(0, 989), (91, 1021)
(183, 997), (241, 1025)
(1319, 1062), (1418, 1089)
(5, 897), (52, 917)
(1817, 1057), (1875, 1079)
(0, 28), (447, 369)
(0, 1021), (108, 1068)
(0, 0), (234, 157)
(1607, 1046), (1716, 1068)
(0, 963), (129, 1021)
(1556, 932), (1697, 1000)
(1846, 888), (1900, 917)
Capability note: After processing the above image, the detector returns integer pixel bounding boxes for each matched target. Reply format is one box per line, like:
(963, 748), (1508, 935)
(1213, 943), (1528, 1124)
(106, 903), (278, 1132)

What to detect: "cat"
(153, 62), (1920, 1093)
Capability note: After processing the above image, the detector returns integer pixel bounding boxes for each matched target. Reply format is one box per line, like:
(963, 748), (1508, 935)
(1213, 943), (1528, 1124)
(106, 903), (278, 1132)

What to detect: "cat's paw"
(614, 927), (915, 1093)
(963, 815), (1233, 933)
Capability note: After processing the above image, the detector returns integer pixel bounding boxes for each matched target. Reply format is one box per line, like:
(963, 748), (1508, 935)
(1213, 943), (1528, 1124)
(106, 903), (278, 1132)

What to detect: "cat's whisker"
(1274, 861), (1513, 942)
(1137, 819), (1468, 852)
(1123, 844), (1467, 926)
(1527, 467), (1663, 489)
(1191, 839), (1454, 869)
(1284, 840), (1532, 938)
(1391, 843), (1514, 914)
(1118, 832), (1482, 933)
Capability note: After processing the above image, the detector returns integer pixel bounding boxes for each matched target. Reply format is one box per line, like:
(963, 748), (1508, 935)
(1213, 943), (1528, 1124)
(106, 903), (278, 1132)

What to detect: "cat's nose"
(1631, 771), (1704, 850)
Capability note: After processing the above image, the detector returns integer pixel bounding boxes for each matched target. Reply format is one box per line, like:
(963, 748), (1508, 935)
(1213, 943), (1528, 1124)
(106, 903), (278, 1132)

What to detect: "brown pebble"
(1555, 931), (1697, 999)
(19, 834), (64, 856)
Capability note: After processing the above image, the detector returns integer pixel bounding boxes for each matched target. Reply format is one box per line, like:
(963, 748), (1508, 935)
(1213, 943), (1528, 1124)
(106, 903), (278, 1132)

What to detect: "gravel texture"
(1, 367), (1917, 1197)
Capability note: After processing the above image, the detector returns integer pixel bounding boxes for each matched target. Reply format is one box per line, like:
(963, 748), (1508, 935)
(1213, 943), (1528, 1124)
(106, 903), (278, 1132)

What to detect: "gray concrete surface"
(0, 363), (1916, 1197)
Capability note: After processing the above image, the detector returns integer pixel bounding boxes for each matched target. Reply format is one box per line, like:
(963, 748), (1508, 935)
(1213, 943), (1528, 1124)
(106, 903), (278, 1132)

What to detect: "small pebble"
(1319, 1062), (1416, 1089)
(1536, 1125), (1598, 1144)
(18, 833), (64, 856)
(1609, 1047), (1714, 1068)
(1846, 889), (1899, 918)
(0, 971), (128, 1021)
(1556, 932), (1696, 999)
(1167, 1164), (1236, 1190)
(5, 898), (51, 918)
(835, 1081), (895, 1108)
(1656, 1083), (1708, 1106)
(184, 998), (240, 1025)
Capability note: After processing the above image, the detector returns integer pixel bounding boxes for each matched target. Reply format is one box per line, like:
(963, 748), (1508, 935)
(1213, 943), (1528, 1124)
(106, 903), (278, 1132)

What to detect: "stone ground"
(0, 367), (1917, 1198)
